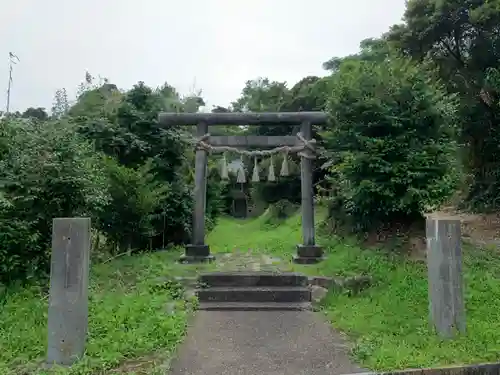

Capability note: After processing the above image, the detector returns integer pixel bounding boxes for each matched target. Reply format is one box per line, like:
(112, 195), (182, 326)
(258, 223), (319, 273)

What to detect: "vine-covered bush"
(322, 58), (460, 231)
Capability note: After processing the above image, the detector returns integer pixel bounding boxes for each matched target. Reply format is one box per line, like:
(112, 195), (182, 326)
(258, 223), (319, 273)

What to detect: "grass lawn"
(208, 210), (500, 371)
(0, 249), (209, 375)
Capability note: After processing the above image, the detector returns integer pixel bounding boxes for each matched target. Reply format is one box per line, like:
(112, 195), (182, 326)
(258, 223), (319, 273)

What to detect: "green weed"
(0, 249), (205, 374)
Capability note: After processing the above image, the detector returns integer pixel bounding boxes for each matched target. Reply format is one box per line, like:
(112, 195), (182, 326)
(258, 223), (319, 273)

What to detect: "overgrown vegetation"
(0, 119), (109, 283)
(0, 249), (201, 375)
(261, 200), (300, 227)
(3, 0), (500, 372)
(5, 0), (500, 282)
(0, 78), (223, 284)
(322, 57), (460, 232)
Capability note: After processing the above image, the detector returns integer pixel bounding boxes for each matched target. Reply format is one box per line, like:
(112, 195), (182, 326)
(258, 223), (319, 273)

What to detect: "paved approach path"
(168, 309), (365, 375)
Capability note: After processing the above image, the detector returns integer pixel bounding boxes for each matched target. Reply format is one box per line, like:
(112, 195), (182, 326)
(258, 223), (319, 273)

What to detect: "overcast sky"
(0, 0), (406, 113)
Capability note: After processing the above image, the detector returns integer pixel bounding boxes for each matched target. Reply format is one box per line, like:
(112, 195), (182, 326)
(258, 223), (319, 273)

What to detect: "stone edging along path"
(342, 362), (500, 375)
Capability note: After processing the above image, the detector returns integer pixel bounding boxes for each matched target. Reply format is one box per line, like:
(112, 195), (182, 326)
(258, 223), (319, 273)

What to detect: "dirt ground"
(361, 207), (500, 261)
(427, 207), (500, 247)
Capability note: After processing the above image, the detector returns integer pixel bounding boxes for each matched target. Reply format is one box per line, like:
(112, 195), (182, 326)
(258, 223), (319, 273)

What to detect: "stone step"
(198, 301), (312, 311)
(196, 286), (311, 303)
(198, 272), (308, 288)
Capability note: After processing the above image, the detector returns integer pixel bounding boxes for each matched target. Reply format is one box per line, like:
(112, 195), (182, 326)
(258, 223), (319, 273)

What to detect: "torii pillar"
(293, 120), (324, 264)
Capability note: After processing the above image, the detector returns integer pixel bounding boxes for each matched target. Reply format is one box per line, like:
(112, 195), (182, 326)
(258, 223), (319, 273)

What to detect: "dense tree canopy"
(383, 0), (500, 209)
(322, 57), (459, 229)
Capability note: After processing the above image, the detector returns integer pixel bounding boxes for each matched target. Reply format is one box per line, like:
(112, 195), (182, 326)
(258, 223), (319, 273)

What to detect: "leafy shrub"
(156, 180), (193, 246)
(0, 118), (109, 284)
(98, 157), (170, 253)
(179, 154), (226, 233)
(262, 199), (299, 227)
(76, 81), (220, 248)
(322, 57), (460, 231)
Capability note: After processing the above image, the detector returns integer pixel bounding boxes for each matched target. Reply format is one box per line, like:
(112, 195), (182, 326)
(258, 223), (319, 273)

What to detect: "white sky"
(0, 0), (406, 112)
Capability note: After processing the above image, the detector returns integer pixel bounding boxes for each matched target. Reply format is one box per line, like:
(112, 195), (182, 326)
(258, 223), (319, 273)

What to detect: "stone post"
(181, 121), (214, 263)
(294, 121), (323, 264)
(47, 218), (91, 366)
(426, 217), (466, 338)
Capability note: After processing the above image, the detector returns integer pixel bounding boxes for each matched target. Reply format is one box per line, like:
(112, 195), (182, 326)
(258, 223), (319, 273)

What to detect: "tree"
(51, 88), (70, 118)
(212, 105), (230, 113)
(285, 76), (327, 112)
(384, 0), (500, 209)
(69, 83), (121, 119)
(0, 118), (108, 283)
(75, 81), (196, 249)
(322, 57), (460, 230)
(0, 75), (226, 283)
(323, 38), (392, 72)
(232, 77), (290, 113)
(21, 107), (48, 121)
(99, 157), (172, 252)
(232, 77), (292, 136)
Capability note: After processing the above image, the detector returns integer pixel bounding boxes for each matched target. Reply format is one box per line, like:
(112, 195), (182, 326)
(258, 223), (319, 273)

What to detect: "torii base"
(293, 244), (324, 264)
(179, 245), (215, 263)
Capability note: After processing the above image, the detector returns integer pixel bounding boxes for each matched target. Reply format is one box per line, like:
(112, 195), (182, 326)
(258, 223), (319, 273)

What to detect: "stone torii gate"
(157, 111), (327, 264)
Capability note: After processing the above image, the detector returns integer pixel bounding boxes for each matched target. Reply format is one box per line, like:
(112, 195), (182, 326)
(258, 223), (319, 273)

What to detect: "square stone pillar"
(426, 217), (466, 337)
(47, 218), (91, 366)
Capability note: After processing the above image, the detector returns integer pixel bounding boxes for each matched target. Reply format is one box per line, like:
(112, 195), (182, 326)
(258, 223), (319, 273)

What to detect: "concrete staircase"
(196, 272), (312, 311)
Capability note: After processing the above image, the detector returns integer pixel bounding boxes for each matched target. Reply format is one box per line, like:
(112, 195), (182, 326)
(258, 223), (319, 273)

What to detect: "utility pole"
(6, 52), (20, 114)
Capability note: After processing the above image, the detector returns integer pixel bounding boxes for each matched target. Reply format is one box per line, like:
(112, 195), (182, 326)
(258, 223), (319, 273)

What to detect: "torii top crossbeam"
(157, 111), (328, 126)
